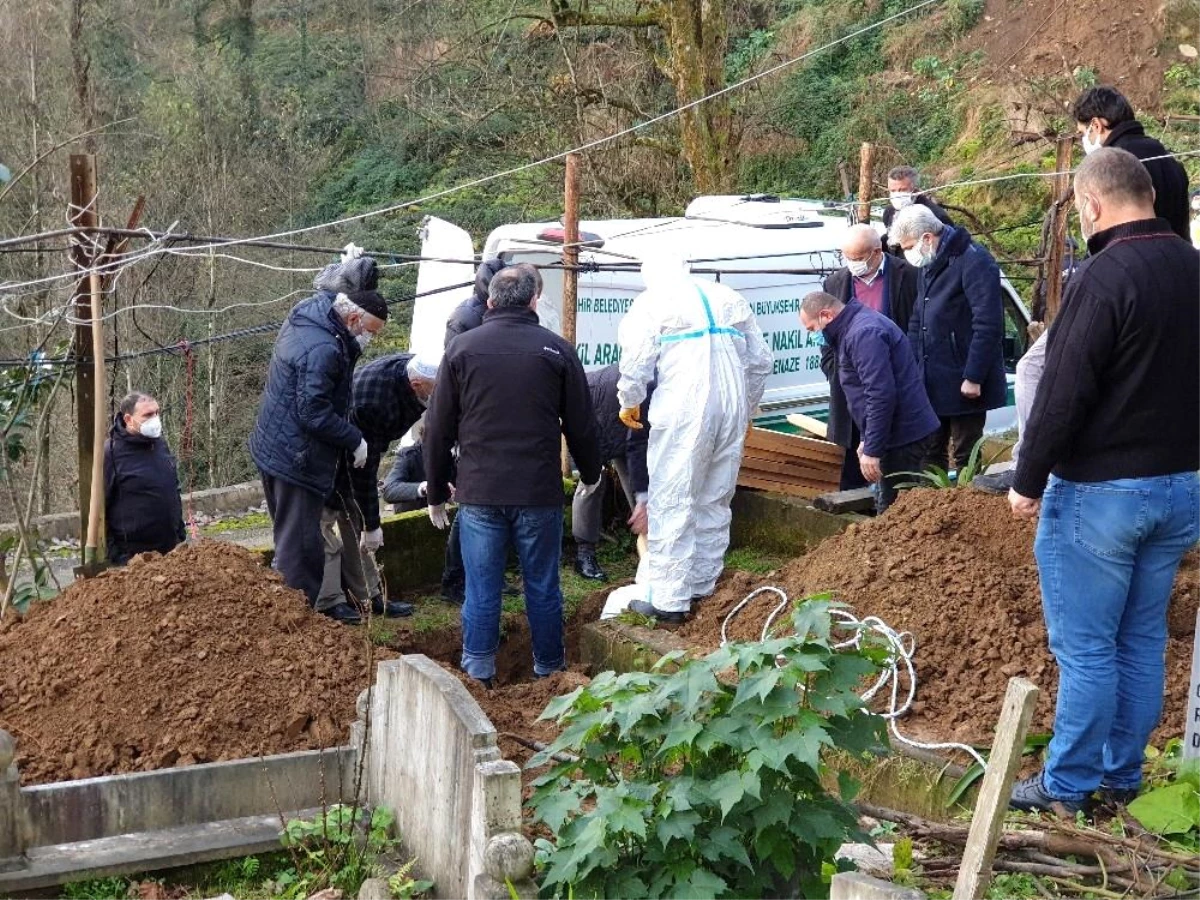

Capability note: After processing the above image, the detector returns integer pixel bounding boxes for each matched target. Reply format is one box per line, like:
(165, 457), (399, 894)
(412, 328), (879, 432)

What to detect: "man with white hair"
(250, 287), (388, 615)
(616, 253), (773, 622)
(889, 204), (1006, 473)
(822, 223), (921, 489)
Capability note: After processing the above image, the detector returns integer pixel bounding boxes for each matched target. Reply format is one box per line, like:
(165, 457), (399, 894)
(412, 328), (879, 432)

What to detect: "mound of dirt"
(681, 489), (1197, 748)
(0, 541), (384, 785)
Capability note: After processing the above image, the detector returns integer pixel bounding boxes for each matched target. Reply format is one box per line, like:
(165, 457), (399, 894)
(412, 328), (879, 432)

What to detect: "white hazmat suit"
(617, 256), (773, 613)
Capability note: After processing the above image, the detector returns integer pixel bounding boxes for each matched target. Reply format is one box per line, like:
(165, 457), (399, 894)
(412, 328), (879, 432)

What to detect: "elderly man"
(424, 264), (601, 687)
(317, 353), (438, 623)
(571, 364), (653, 581)
(104, 391), (186, 565)
(1007, 148), (1199, 816)
(890, 204), (1006, 473)
(249, 288), (388, 614)
(822, 223), (921, 490)
(800, 293), (939, 512)
(881, 166), (954, 252)
(617, 255), (772, 623)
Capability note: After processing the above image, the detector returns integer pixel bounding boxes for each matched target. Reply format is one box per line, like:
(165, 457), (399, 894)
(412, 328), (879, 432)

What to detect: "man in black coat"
(424, 263), (601, 687)
(444, 257), (507, 347)
(890, 205), (1006, 473)
(104, 392), (186, 565)
(571, 364), (653, 581)
(821, 223), (921, 489)
(881, 166), (954, 254)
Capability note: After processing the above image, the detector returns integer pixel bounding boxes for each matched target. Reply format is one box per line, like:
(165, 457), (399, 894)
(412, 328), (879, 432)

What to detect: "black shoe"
(322, 602), (362, 626)
(628, 598), (689, 624)
(574, 550), (608, 581)
(370, 595), (413, 618)
(441, 583), (465, 605)
(973, 469), (1015, 495)
(1097, 784), (1139, 806)
(1009, 772), (1084, 816)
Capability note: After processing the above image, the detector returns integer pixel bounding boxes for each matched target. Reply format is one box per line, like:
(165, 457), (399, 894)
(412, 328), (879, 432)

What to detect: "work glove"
(341, 243), (365, 263)
(576, 479), (601, 499)
(618, 406), (643, 430)
(417, 481), (428, 498)
(428, 504), (449, 530)
(360, 527), (384, 552)
(353, 438), (368, 468)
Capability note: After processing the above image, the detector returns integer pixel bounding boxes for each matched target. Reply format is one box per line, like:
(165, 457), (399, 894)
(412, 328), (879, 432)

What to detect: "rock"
(1180, 43), (1198, 58)
(357, 878), (391, 900)
(483, 832), (536, 883)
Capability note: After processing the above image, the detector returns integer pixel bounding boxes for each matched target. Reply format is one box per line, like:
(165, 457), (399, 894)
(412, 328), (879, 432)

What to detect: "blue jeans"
(457, 504), (566, 681)
(1036, 473), (1199, 800)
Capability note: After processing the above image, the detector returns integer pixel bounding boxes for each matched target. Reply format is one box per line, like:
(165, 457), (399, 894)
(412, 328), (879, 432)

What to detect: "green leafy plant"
(1127, 742), (1200, 839)
(389, 857), (435, 898)
(276, 805), (401, 898)
(62, 877), (132, 900)
(897, 436), (1012, 490)
(529, 595), (888, 899)
(944, 733), (1052, 808)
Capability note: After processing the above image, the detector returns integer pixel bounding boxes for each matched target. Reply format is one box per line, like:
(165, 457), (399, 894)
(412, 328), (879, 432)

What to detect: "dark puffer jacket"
(587, 364), (653, 495)
(1103, 121), (1191, 240)
(444, 258), (508, 347)
(104, 412), (185, 563)
(908, 225), (1007, 417)
(249, 295), (363, 496)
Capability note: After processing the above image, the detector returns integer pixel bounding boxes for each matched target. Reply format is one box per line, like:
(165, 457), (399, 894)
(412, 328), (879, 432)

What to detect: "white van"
(412, 195), (1031, 432)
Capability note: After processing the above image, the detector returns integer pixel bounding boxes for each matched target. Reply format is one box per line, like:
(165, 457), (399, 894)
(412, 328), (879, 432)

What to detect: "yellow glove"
(619, 406), (643, 430)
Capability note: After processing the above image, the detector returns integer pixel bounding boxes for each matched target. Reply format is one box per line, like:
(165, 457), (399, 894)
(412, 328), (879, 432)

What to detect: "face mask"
(846, 257), (873, 278)
(890, 192), (914, 211)
(904, 238), (934, 268)
(355, 331), (373, 351)
(139, 415), (163, 439)
(1081, 125), (1102, 156)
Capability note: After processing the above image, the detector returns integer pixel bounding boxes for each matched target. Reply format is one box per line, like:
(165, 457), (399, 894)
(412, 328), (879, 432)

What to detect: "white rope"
(722, 587), (989, 770)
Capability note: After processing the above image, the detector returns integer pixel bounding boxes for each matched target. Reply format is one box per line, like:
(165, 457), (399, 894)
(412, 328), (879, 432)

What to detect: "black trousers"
(839, 422), (870, 491)
(261, 471), (326, 606)
(877, 432), (936, 513)
(921, 412), (987, 473)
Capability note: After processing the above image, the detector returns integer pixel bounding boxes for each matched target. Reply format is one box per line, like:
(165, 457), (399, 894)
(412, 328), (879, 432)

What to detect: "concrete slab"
(830, 871), (926, 900)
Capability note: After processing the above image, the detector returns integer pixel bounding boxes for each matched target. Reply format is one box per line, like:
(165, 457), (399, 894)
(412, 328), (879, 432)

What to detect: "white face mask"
(904, 238), (934, 268)
(846, 257), (872, 278)
(139, 415), (163, 439)
(890, 192), (914, 211)
(355, 331), (373, 351)
(1081, 125), (1102, 156)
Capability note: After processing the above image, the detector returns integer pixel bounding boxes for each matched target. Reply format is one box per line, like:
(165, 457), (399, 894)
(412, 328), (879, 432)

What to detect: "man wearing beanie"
(250, 281), (389, 619)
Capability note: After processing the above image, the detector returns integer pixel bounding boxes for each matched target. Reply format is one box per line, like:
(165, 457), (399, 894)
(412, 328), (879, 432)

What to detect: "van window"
(1001, 292), (1029, 373)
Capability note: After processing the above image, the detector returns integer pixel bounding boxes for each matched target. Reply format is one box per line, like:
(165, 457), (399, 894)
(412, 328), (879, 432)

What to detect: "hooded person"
(616, 252), (773, 622)
(444, 257), (508, 346)
(104, 391), (186, 565)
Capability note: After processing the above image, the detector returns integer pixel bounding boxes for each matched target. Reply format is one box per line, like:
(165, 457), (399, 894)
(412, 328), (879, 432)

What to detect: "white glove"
(360, 527), (384, 552)
(428, 504), (449, 530)
(353, 439), (368, 468)
(418, 481), (428, 498)
(575, 480), (601, 499)
(341, 242), (364, 263)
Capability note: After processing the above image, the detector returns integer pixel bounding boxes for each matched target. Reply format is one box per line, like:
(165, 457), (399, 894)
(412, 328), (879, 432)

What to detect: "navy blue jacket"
(908, 226), (1007, 417)
(823, 301), (939, 457)
(249, 294), (363, 496)
(587, 364), (652, 495)
(104, 413), (185, 562)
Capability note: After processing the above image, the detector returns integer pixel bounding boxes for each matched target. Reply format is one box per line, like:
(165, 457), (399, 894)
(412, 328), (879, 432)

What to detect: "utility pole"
(856, 142), (875, 225)
(561, 153), (581, 478)
(69, 154), (102, 572)
(1042, 135), (1075, 326)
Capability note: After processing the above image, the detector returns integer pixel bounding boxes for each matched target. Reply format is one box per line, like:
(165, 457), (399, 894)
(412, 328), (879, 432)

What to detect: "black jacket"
(104, 413), (185, 562)
(821, 257), (920, 448)
(340, 354), (428, 530)
(444, 258), (508, 347)
(1104, 121), (1191, 241)
(587, 364), (652, 495)
(425, 306), (602, 507)
(882, 195), (955, 251)
(908, 225), (1007, 417)
(382, 444), (456, 513)
(1013, 219), (1199, 498)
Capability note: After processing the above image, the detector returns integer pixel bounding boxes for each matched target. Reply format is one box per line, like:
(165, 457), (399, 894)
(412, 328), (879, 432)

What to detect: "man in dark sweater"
(571, 364), (653, 581)
(424, 263), (601, 686)
(1008, 148), (1200, 816)
(104, 392), (186, 564)
(800, 293), (940, 512)
(444, 258), (507, 347)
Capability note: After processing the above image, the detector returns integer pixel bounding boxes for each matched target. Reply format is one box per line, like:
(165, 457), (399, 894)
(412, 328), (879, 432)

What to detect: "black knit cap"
(346, 289), (389, 322)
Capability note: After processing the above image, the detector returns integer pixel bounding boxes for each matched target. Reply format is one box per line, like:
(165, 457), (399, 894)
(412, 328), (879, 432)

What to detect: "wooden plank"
(737, 471), (836, 498)
(953, 678), (1040, 900)
(745, 427), (844, 464)
(786, 413), (829, 440)
(742, 453), (841, 480)
(813, 487), (877, 514)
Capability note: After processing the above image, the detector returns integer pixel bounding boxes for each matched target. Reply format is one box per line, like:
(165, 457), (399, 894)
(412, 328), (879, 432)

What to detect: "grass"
(201, 510), (272, 535)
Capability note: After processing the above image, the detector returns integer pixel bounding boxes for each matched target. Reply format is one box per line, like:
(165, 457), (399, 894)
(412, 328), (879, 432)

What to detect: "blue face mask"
(812, 331), (826, 347)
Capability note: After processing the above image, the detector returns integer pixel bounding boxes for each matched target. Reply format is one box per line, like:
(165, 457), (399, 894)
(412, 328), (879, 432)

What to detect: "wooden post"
(69, 154), (100, 568)
(953, 677), (1040, 900)
(83, 269), (106, 566)
(561, 153), (581, 478)
(1042, 135), (1075, 326)
(1185, 608), (1200, 760)
(856, 142), (875, 225)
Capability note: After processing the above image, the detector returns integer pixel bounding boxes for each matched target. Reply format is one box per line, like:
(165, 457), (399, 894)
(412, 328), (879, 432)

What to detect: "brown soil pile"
(681, 489), (1198, 748)
(0, 541), (384, 785)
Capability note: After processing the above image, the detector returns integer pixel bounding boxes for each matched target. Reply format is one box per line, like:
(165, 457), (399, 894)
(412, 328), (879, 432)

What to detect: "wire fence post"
(1042, 135), (1075, 326)
(856, 142), (875, 225)
(561, 152), (581, 479)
